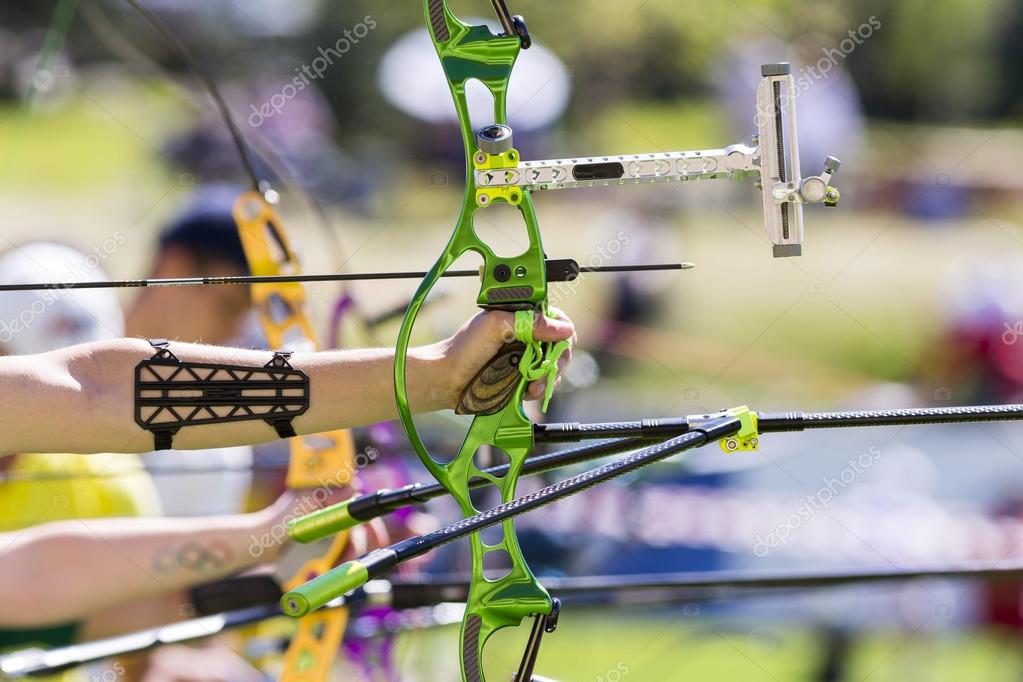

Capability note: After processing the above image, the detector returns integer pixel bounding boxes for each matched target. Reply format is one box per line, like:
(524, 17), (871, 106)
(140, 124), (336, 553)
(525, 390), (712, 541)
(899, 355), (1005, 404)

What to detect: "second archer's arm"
(0, 310), (574, 457)
(0, 493), (312, 628)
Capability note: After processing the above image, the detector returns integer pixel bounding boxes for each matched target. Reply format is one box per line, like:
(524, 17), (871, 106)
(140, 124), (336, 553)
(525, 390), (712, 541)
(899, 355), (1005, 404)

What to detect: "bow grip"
(457, 342), (527, 416)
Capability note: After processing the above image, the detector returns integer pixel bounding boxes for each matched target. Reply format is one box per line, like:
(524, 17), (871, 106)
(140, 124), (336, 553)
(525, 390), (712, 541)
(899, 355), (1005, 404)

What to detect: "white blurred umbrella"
(378, 21), (571, 132)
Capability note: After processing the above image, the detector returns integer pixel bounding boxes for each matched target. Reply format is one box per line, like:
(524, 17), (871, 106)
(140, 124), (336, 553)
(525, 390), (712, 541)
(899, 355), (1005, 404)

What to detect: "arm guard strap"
(135, 340), (310, 451)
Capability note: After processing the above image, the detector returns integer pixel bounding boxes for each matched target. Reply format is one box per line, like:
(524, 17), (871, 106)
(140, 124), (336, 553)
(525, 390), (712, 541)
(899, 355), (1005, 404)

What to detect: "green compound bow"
(284, 1), (841, 680)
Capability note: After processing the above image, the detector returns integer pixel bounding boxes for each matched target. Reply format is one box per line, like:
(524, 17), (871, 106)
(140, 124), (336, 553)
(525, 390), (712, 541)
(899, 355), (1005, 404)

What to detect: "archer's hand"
(430, 309), (576, 410)
(255, 488), (356, 562)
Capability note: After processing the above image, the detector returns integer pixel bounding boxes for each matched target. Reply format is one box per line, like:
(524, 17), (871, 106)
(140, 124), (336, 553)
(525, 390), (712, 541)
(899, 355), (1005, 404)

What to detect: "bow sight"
(474, 63), (841, 258)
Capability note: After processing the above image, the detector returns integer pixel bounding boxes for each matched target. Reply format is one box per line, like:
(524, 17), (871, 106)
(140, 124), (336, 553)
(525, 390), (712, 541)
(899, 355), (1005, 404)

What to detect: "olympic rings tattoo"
(153, 540), (234, 574)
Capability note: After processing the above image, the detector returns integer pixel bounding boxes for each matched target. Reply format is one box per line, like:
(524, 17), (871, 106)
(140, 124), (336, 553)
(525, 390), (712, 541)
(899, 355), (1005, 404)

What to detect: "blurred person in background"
(933, 263), (1023, 404)
(717, 36), (865, 178)
(0, 242), (266, 682)
(934, 262), (1023, 660)
(0, 242), (160, 533)
(126, 188), (256, 517)
(115, 190), (283, 681)
(0, 241), (360, 682)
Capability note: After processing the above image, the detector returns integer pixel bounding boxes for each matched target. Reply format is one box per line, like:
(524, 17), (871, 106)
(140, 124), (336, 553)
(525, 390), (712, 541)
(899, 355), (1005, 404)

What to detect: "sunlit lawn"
(383, 615), (1023, 681)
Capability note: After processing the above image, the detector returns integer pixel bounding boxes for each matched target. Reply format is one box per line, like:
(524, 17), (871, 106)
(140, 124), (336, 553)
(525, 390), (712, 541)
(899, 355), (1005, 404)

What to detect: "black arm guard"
(135, 340), (310, 451)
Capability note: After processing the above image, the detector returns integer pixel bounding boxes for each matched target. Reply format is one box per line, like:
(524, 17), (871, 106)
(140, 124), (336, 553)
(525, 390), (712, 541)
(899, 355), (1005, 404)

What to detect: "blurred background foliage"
(4, 0), (1023, 129)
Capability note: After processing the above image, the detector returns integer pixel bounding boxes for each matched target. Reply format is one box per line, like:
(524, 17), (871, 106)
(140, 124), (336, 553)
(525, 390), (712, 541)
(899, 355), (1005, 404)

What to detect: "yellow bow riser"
(233, 190), (357, 681)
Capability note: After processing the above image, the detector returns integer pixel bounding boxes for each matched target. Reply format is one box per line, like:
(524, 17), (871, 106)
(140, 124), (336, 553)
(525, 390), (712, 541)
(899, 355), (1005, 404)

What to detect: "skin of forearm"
(0, 511), (279, 627)
(0, 338), (453, 456)
(79, 591), (192, 641)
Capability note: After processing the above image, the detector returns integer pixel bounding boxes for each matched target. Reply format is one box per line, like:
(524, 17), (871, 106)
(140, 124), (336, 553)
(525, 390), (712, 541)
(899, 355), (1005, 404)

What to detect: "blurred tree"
(850, 0), (1009, 121)
(5, 0), (1023, 150)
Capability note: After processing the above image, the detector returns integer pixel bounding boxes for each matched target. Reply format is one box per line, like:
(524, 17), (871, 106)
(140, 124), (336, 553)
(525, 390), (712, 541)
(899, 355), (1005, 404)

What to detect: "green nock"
(287, 499), (358, 544)
(280, 560), (369, 617)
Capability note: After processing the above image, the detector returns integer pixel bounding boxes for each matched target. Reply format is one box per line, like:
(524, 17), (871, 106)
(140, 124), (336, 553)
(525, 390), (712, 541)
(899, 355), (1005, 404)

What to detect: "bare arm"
(0, 311), (575, 457)
(0, 495), (302, 627)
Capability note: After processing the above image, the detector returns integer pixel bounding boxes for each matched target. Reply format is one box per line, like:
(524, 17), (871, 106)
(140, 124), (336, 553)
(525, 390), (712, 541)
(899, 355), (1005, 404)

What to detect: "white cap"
(0, 242), (124, 355)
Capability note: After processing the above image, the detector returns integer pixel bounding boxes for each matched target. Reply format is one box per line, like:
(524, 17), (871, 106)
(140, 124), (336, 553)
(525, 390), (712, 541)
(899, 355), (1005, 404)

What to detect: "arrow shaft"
(0, 263), (688, 293)
(294, 402), (1023, 544)
(13, 557), (1023, 678)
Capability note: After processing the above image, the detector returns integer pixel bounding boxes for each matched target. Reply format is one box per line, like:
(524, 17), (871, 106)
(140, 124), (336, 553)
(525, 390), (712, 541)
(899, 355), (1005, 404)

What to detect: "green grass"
(581, 100), (730, 153)
(380, 616), (1023, 681)
(0, 81), (184, 191)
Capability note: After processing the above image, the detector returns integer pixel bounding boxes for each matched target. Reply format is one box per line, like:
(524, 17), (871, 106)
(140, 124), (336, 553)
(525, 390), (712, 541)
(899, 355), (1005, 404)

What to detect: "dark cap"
(159, 186), (250, 274)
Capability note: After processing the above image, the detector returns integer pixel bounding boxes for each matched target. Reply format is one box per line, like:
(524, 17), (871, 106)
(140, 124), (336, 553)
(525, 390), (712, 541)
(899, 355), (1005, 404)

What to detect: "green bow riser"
(393, 2), (559, 680)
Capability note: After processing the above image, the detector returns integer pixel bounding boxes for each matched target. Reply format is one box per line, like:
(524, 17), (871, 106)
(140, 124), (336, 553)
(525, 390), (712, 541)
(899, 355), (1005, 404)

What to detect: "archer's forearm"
(0, 511), (279, 627)
(0, 338), (452, 456)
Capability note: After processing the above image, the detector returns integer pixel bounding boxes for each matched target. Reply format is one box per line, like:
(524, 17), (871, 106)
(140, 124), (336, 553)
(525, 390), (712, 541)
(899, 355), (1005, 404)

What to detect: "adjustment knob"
(800, 156), (843, 204)
(477, 124), (514, 155)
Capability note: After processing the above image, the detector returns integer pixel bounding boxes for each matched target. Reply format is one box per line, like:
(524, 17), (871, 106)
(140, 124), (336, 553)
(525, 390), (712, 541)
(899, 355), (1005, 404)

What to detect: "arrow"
(290, 402), (1023, 543)
(9, 559), (1023, 678)
(0, 261), (691, 293)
